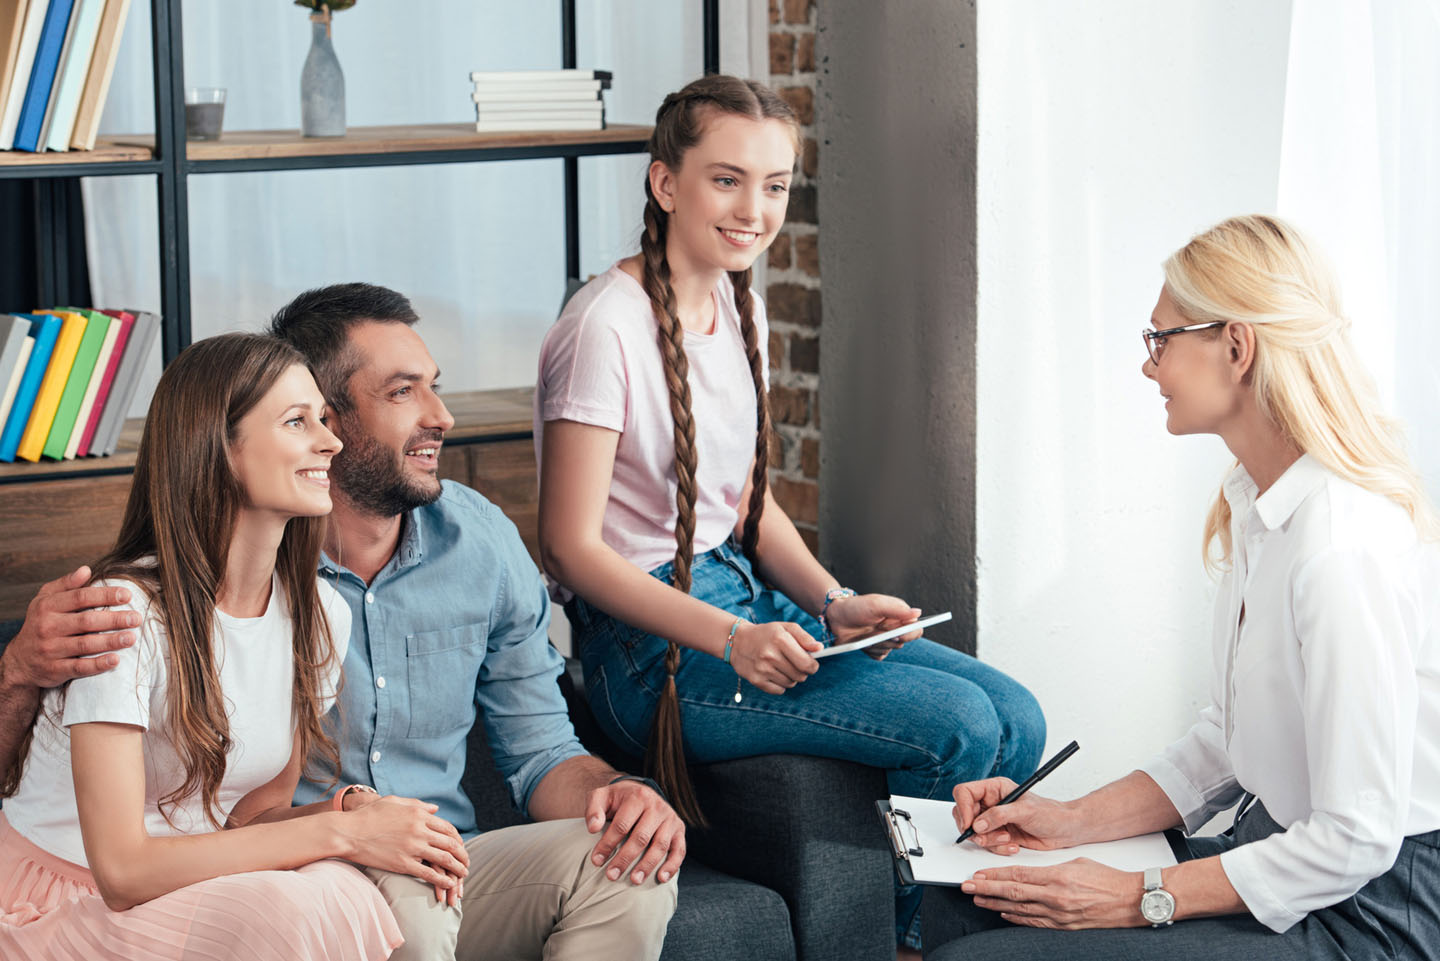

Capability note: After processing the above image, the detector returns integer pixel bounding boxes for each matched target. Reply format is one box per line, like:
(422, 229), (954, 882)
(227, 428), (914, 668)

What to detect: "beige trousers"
(362, 818), (677, 961)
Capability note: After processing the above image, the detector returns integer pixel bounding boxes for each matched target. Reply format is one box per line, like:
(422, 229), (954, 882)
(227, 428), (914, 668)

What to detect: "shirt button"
(365, 592), (375, 604)
(371, 751), (382, 763)
(375, 676), (386, 689)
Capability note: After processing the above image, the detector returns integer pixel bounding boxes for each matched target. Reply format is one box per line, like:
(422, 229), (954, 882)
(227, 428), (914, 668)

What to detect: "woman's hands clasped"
(338, 793), (470, 907)
(725, 594), (925, 693)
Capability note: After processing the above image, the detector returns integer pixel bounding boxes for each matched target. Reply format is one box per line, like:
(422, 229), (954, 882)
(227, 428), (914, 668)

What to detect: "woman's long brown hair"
(1, 333), (341, 826)
(639, 75), (799, 825)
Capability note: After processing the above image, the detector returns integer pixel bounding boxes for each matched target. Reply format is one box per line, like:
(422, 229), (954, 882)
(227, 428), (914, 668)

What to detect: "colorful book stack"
(0, 0), (134, 153)
(469, 68), (611, 133)
(0, 308), (160, 463)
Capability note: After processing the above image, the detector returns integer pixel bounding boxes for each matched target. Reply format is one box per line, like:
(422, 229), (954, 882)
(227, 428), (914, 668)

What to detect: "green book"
(40, 308), (111, 460)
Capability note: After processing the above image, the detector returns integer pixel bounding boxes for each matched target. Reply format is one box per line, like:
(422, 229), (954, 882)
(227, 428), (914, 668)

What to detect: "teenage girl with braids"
(535, 75), (1046, 950)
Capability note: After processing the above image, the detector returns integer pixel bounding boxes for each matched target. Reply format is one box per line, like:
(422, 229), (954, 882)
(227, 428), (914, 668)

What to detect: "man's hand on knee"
(584, 780), (685, 886)
(2, 567), (137, 694)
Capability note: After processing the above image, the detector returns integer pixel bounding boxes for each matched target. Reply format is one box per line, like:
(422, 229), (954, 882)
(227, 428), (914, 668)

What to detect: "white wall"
(974, 1), (1294, 802)
(82, 0), (762, 416)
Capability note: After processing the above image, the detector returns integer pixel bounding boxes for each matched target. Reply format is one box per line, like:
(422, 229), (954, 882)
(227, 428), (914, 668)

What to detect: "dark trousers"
(924, 802), (1440, 961)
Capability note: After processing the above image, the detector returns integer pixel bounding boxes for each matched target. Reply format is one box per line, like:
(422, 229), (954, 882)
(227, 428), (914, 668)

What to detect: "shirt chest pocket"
(403, 624), (486, 738)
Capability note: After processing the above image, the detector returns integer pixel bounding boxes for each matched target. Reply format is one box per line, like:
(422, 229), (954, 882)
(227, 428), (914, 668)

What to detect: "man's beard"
(331, 422), (444, 518)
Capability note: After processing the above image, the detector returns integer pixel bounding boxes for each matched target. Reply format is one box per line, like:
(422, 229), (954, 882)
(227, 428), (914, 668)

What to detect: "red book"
(76, 309), (134, 456)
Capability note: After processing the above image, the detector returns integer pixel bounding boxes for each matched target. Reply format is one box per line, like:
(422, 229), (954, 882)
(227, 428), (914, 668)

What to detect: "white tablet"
(812, 611), (953, 659)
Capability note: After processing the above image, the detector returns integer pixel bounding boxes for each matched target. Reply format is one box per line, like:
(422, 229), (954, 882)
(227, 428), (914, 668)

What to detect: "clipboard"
(875, 798), (931, 886)
(875, 795), (1179, 887)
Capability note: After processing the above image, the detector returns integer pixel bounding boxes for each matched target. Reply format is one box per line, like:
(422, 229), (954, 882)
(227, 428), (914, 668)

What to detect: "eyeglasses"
(1141, 321), (1226, 365)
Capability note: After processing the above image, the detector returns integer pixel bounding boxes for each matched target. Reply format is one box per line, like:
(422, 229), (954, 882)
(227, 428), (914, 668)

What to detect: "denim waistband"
(644, 537), (747, 584)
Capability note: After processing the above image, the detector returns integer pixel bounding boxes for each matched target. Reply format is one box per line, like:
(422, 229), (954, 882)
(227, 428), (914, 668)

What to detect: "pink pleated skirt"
(0, 812), (403, 961)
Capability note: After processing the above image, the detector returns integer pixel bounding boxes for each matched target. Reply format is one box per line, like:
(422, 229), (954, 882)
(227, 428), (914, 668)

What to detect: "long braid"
(640, 184), (707, 826)
(730, 268), (772, 560)
(627, 76), (798, 827)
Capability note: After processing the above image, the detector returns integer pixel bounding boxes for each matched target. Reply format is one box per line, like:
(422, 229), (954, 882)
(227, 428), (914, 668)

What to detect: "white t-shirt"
(4, 574), (351, 867)
(535, 263), (769, 576)
(1140, 455), (1440, 932)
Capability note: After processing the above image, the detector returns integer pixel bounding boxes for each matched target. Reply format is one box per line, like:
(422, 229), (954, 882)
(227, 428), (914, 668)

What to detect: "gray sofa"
(0, 621), (896, 961)
(554, 667), (895, 961)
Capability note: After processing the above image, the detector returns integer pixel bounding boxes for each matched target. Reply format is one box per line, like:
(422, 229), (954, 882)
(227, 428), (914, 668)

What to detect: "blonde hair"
(1162, 215), (1439, 572)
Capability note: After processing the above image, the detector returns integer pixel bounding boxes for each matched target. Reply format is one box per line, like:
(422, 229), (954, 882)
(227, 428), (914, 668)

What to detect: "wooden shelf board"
(0, 138), (155, 167)
(0, 386), (535, 483)
(109, 123), (651, 162)
(443, 386), (535, 443)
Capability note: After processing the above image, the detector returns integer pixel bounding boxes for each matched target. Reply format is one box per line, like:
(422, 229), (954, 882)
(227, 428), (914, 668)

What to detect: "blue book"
(0, 314), (63, 462)
(11, 0), (76, 153)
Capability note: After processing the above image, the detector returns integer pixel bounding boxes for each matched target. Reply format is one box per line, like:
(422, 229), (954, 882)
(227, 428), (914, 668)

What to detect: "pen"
(956, 739), (1079, 844)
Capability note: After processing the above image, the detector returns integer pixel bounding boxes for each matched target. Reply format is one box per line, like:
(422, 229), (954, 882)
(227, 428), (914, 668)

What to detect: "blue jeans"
(569, 540), (1048, 945)
(572, 540), (1046, 795)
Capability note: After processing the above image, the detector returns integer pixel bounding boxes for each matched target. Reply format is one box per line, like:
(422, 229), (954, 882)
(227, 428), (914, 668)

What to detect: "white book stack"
(470, 68), (610, 133)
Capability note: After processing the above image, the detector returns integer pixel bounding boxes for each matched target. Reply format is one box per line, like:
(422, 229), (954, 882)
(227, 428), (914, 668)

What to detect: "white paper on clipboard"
(883, 795), (1177, 886)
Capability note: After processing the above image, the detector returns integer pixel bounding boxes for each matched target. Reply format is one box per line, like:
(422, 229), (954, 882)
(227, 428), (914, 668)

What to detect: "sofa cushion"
(664, 860), (796, 961)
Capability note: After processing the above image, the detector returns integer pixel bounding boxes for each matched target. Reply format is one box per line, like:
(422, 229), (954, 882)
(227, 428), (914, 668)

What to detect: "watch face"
(1141, 889), (1175, 924)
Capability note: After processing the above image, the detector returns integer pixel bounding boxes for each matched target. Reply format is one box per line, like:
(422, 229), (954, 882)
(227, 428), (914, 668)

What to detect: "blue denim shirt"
(294, 481), (585, 835)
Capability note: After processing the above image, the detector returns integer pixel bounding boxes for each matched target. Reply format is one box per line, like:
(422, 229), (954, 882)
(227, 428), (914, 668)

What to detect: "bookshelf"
(0, 0), (721, 616)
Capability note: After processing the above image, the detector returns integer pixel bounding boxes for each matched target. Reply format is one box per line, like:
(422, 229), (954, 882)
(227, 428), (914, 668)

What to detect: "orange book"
(15, 310), (85, 462)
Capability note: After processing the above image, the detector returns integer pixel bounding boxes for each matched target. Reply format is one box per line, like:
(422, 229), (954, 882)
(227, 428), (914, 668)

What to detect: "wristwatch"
(1140, 866), (1176, 926)
(332, 783), (378, 812)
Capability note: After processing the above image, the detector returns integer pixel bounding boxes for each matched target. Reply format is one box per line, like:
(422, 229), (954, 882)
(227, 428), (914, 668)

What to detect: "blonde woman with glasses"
(929, 215), (1440, 960)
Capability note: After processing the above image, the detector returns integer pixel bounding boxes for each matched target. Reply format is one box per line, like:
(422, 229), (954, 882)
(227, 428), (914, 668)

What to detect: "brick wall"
(765, 0), (822, 554)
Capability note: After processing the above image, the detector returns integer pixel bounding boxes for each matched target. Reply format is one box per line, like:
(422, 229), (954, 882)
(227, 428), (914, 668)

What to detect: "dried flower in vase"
(293, 0), (357, 12)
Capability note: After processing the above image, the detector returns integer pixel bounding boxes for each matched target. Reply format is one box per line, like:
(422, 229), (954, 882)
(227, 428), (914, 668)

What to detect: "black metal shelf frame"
(13, 0), (721, 366)
(0, 161), (162, 179)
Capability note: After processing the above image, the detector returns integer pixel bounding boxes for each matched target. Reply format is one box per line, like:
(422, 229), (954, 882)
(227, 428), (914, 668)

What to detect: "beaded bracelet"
(820, 587), (856, 642)
(722, 618), (742, 665)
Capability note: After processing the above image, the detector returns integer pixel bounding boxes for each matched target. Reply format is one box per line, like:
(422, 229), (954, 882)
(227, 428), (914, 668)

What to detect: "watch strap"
(332, 783), (378, 812)
(609, 774), (668, 803)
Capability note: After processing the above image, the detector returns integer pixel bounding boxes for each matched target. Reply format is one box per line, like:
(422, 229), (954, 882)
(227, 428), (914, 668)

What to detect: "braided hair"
(638, 76), (799, 825)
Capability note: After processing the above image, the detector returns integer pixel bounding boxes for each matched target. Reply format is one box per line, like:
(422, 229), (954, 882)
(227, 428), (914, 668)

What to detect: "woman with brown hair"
(535, 75), (1046, 951)
(0, 333), (468, 960)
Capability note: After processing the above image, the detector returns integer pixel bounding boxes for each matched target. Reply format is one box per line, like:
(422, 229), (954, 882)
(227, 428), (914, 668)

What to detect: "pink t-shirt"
(535, 263), (769, 575)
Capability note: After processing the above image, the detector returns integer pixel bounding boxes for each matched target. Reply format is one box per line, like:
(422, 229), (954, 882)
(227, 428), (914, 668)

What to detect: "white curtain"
(83, 0), (762, 416)
(972, 0), (1440, 799)
(1276, 0), (1440, 498)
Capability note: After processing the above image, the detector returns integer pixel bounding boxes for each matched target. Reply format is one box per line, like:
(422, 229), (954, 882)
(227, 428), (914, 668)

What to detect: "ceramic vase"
(301, 10), (345, 138)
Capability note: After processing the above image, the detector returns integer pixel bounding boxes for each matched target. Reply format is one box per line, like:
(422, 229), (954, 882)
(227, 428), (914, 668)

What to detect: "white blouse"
(1140, 454), (1440, 933)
